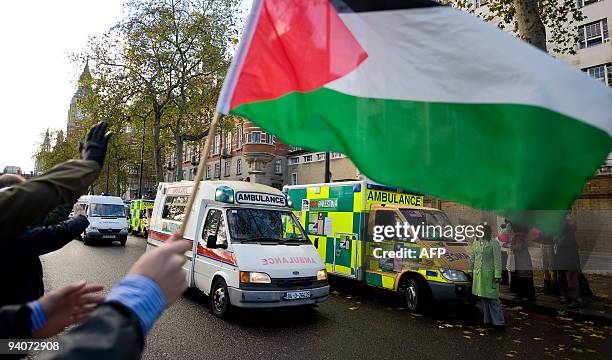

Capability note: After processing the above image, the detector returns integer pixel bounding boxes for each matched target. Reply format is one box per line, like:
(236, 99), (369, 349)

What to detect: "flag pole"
(176, 112), (222, 238)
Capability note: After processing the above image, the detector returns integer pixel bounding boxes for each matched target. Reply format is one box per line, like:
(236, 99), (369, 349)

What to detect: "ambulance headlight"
(317, 269), (328, 281)
(215, 186), (234, 203)
(239, 271), (271, 284)
(439, 267), (468, 282)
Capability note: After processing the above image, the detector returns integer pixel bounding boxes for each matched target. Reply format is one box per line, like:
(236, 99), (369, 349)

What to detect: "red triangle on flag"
(229, 0), (368, 110)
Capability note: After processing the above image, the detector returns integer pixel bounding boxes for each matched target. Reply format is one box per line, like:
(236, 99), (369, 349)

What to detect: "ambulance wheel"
(211, 278), (231, 319)
(83, 236), (92, 246)
(405, 278), (429, 312)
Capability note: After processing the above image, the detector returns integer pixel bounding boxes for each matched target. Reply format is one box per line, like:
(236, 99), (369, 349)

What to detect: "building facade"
(165, 118), (292, 190)
(2, 166), (22, 175)
(286, 150), (360, 185)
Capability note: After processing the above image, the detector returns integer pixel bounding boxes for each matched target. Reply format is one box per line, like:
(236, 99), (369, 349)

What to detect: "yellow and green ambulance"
(284, 181), (473, 312)
(129, 199), (155, 237)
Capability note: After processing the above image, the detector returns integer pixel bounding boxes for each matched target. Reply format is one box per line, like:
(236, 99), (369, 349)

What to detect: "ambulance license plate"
(102, 235), (115, 239)
(284, 291), (311, 300)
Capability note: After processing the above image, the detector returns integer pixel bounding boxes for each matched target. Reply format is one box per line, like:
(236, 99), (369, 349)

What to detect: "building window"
(185, 145), (192, 162)
(274, 159), (282, 174)
(303, 155), (313, 162)
(206, 165), (211, 179)
(224, 161), (230, 176)
(264, 133), (274, 144)
(225, 132), (232, 153)
(577, 0), (600, 8)
(288, 157), (300, 165)
(236, 159), (242, 174)
(291, 173), (298, 185)
(316, 153), (326, 161)
(579, 19), (609, 49)
(238, 126), (244, 147)
(214, 163), (220, 178)
(584, 63), (612, 86)
(212, 134), (221, 154)
(248, 131), (261, 144)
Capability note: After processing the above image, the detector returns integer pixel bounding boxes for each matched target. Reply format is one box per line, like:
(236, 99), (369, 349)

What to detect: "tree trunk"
(174, 88), (187, 181)
(152, 106), (164, 184)
(175, 127), (183, 181)
(115, 156), (121, 196)
(513, 0), (547, 51)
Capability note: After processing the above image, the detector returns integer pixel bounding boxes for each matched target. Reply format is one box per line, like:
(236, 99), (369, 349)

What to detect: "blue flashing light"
(215, 186), (234, 203)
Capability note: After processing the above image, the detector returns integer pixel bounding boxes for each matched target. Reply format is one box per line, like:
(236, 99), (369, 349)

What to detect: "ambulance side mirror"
(206, 234), (218, 248)
(313, 238), (319, 248)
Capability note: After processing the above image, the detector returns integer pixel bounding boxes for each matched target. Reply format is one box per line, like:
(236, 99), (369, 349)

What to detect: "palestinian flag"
(217, 0), (612, 229)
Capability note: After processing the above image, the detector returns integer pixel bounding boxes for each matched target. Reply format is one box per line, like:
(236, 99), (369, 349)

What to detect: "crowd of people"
(0, 122), (190, 359)
(469, 215), (588, 331)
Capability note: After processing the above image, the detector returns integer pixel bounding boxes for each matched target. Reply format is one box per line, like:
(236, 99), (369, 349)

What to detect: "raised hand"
(80, 122), (112, 167)
(32, 282), (105, 338)
(127, 234), (191, 306)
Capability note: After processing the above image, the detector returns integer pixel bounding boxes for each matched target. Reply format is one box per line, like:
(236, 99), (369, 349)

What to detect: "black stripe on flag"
(331, 0), (442, 13)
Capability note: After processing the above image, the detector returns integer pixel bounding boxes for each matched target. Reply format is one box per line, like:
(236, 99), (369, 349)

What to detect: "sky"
(0, 0), (253, 174)
(0, 0), (125, 173)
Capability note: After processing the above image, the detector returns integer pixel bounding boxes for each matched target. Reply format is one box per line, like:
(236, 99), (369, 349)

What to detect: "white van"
(77, 195), (129, 246)
(147, 181), (329, 319)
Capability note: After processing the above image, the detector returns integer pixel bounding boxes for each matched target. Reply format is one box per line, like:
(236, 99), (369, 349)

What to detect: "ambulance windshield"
(227, 208), (308, 243)
(90, 204), (125, 217)
(399, 209), (453, 241)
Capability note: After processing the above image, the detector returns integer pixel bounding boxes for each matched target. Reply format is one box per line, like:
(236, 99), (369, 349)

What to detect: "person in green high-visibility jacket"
(469, 223), (505, 330)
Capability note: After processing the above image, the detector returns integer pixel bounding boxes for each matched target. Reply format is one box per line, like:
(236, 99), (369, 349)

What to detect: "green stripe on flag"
(233, 88), (611, 231)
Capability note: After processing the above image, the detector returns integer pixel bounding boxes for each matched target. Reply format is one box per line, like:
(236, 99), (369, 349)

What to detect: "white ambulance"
(147, 181), (329, 319)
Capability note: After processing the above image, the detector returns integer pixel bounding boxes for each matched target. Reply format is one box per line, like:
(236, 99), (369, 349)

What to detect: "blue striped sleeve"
(105, 274), (167, 335)
(27, 301), (48, 333)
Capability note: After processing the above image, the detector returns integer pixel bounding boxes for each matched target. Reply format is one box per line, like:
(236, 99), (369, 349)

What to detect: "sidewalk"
(499, 271), (612, 325)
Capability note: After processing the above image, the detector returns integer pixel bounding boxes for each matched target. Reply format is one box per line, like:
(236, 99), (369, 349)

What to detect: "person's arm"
(39, 303), (144, 360)
(40, 275), (166, 360)
(38, 204), (73, 227)
(0, 122), (110, 240)
(40, 237), (191, 360)
(7, 216), (90, 256)
(0, 160), (100, 239)
(493, 241), (502, 280)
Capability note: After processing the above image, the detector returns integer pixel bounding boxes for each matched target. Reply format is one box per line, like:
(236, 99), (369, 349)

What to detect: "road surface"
(40, 236), (611, 359)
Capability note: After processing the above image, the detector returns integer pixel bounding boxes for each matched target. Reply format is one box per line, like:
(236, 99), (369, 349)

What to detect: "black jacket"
(41, 302), (144, 360)
(0, 216), (89, 306)
(0, 303), (32, 338)
(0, 302), (144, 359)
